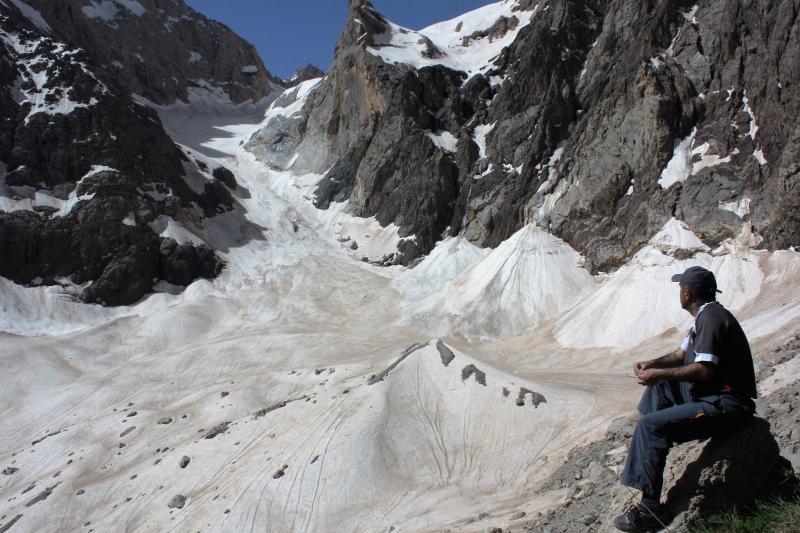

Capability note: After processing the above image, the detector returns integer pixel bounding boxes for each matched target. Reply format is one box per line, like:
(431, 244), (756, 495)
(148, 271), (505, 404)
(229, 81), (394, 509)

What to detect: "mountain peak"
(13, 0), (283, 105)
(347, 0), (376, 13)
(337, 0), (388, 52)
(288, 64), (325, 86)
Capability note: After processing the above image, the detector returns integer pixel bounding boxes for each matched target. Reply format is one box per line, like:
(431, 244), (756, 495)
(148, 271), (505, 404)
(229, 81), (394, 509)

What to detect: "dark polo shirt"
(681, 301), (758, 399)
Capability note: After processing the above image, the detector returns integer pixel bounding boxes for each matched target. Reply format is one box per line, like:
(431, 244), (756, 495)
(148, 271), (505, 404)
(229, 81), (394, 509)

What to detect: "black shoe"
(613, 502), (670, 532)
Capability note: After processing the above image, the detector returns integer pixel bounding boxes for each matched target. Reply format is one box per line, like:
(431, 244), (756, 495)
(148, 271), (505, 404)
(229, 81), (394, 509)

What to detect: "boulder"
(212, 166), (237, 189)
(663, 417), (799, 529)
(512, 415), (798, 532)
(159, 239), (223, 288)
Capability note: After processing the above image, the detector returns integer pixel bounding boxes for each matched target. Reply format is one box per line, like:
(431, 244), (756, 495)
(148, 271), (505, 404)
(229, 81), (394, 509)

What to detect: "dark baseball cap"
(671, 266), (722, 296)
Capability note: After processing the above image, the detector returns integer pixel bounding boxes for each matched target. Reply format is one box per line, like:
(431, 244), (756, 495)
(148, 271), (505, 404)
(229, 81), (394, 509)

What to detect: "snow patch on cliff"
(691, 142), (731, 174)
(7, 0), (51, 32)
(368, 1), (540, 77)
(650, 218), (709, 253)
(262, 77), (321, 120)
(658, 129), (695, 188)
(473, 122), (496, 159)
(0, 30), (103, 122)
(82, 0), (145, 24)
(426, 130), (458, 152)
(719, 198), (751, 219)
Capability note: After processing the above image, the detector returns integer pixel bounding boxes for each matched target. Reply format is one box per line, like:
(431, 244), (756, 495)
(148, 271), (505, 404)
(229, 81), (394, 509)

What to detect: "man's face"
(679, 282), (690, 310)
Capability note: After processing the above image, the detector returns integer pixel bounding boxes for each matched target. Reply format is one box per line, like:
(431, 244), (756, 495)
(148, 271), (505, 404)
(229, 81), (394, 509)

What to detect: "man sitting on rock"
(613, 266), (758, 532)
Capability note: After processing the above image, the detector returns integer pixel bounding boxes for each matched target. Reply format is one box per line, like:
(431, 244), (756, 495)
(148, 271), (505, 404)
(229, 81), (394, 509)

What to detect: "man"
(613, 266), (758, 532)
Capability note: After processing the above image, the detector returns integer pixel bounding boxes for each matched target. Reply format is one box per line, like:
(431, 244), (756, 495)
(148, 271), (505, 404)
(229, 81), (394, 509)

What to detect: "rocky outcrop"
(662, 417), (797, 528)
(477, 0), (800, 270)
(506, 0), (800, 271)
(756, 338), (800, 474)
(507, 414), (797, 532)
(505, 333), (800, 532)
(17, 0), (283, 105)
(287, 64), (325, 86)
(247, 0), (800, 269)
(0, 6), (227, 305)
(10, 0), (283, 104)
(247, 0), (482, 264)
(460, 15), (519, 47)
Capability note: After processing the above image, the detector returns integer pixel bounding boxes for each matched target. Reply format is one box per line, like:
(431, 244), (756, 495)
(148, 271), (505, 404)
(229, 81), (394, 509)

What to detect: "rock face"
(756, 342), (800, 474)
(510, 414), (797, 532)
(17, 0), (283, 105)
(247, 0), (800, 269)
(662, 417), (798, 528)
(288, 64), (325, 86)
(246, 0), (470, 265)
(0, 4), (228, 305)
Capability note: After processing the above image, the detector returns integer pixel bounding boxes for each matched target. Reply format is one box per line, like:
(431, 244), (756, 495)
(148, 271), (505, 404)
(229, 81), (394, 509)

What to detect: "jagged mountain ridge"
(0, 0), (276, 305)
(248, 0), (800, 270)
(10, 0), (283, 105)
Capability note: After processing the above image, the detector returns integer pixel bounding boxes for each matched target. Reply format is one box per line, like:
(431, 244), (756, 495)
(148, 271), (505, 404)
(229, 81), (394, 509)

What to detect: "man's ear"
(682, 285), (694, 301)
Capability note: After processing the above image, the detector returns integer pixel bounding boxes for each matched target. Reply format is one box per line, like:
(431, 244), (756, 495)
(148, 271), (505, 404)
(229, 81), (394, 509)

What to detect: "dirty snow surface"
(2, 97), (800, 533)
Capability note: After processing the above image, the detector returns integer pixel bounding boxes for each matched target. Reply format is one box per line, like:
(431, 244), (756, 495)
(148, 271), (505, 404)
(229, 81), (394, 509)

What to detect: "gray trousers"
(621, 381), (754, 498)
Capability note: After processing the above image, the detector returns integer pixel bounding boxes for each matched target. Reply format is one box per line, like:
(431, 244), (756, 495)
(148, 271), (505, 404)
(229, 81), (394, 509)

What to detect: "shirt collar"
(697, 302), (712, 318)
(690, 302), (713, 332)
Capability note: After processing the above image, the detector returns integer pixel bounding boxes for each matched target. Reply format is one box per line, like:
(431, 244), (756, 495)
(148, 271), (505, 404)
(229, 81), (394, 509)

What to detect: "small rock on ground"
(273, 465), (288, 479)
(168, 494), (186, 509)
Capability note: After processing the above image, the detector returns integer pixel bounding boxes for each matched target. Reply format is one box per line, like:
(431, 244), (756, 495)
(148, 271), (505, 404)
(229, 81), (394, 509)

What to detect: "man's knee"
(636, 411), (664, 431)
(633, 412), (669, 443)
(639, 384), (664, 415)
(639, 381), (682, 415)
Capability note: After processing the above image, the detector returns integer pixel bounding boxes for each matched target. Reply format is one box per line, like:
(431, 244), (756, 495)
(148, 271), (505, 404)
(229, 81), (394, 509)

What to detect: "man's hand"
(635, 363), (715, 386)
(633, 349), (685, 379)
(635, 368), (661, 386)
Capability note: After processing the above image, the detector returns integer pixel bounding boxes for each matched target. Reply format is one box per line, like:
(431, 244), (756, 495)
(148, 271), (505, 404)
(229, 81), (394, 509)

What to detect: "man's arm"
(636, 362), (715, 386)
(633, 348), (685, 374)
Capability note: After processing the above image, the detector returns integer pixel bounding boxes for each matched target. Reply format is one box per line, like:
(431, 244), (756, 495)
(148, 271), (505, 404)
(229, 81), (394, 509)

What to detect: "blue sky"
(185, 0), (495, 79)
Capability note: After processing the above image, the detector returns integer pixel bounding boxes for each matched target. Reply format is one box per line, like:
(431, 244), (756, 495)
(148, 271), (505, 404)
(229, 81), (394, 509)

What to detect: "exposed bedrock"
(287, 64), (326, 87)
(0, 199), (223, 306)
(17, 0), (282, 105)
(0, 9), (230, 305)
(247, 0), (800, 270)
(511, 413), (798, 532)
(662, 416), (798, 529)
(247, 0), (476, 265)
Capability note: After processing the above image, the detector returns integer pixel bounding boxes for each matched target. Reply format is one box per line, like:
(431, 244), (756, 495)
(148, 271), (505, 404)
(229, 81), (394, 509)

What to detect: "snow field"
(2, 81), (800, 532)
(0, 335), (600, 532)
